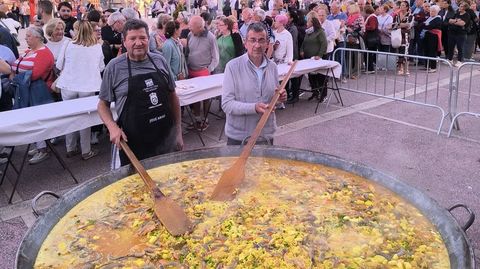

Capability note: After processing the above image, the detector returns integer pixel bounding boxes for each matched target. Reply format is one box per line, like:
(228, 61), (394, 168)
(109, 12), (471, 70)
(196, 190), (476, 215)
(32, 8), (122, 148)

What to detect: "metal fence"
(333, 48), (455, 134)
(448, 62), (480, 137)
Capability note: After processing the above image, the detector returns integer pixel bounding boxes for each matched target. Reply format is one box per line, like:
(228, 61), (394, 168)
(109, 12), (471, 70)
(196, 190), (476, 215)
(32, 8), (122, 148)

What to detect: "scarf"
(305, 26), (314, 34)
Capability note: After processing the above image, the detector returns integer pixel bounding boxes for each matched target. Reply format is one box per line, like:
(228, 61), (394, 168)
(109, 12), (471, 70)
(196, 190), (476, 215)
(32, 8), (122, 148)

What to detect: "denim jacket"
(12, 70), (53, 109)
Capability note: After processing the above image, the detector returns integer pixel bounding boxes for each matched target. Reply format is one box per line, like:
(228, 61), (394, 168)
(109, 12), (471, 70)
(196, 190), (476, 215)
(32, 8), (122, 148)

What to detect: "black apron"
(118, 55), (174, 165)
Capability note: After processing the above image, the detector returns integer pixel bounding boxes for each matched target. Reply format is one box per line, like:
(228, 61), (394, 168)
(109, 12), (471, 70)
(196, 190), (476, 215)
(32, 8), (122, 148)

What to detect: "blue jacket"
(12, 71), (53, 109)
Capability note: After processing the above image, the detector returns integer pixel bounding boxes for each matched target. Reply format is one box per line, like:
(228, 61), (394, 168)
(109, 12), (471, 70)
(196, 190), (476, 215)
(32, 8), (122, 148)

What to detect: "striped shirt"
(11, 46), (54, 85)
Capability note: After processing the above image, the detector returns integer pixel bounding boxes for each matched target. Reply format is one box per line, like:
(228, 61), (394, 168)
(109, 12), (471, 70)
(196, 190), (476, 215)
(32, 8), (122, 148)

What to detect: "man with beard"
(57, 2), (76, 38)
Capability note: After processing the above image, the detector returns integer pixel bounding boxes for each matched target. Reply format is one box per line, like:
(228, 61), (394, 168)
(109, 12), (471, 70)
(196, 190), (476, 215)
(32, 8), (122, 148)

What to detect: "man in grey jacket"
(222, 23), (287, 145)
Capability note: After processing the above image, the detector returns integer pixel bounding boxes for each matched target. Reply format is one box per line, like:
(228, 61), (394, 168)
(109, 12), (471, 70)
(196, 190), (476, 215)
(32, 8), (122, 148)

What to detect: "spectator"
(11, 3), (20, 22)
(286, 9), (301, 104)
(149, 14), (173, 54)
(463, 1), (478, 61)
(345, 3), (365, 79)
(103, 12), (125, 57)
(186, 15), (219, 131)
(392, 0), (413, 75)
(162, 20), (188, 80)
(20, 0), (30, 29)
(421, 4), (442, 72)
(447, 1), (471, 66)
(45, 18), (70, 62)
(252, 8), (275, 58)
(317, 7), (336, 59)
(151, 0), (166, 18)
(377, 3), (394, 52)
(328, 1), (348, 21)
(37, 0), (54, 26)
(364, 5), (379, 73)
(58, 2), (76, 38)
(0, 45), (15, 112)
(301, 12), (327, 101)
(215, 16), (244, 73)
(439, 0), (455, 57)
(10, 26), (55, 164)
(239, 8), (254, 39)
(0, 11), (21, 37)
(56, 21), (104, 160)
(176, 10), (191, 39)
(122, 7), (140, 20)
(272, 14), (293, 65)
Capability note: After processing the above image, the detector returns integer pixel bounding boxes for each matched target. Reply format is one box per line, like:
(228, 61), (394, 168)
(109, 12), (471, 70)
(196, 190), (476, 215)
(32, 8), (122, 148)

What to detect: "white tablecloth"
(0, 59), (341, 146)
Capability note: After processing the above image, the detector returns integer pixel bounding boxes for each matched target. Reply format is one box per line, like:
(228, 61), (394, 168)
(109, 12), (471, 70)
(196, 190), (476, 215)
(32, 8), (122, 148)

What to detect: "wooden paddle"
(211, 61), (298, 201)
(119, 140), (191, 236)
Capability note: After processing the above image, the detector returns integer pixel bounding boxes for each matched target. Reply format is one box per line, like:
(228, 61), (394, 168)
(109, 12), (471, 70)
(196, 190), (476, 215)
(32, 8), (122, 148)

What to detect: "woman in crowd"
(10, 26), (55, 164)
(149, 14), (173, 53)
(273, 14), (294, 65)
(345, 3), (365, 79)
(45, 19), (70, 62)
(463, 1), (478, 61)
(215, 16), (244, 73)
(286, 9), (301, 104)
(392, 0), (413, 75)
(300, 11), (327, 101)
(439, 0), (455, 57)
(447, 1), (471, 66)
(162, 20), (188, 80)
(364, 5), (379, 73)
(377, 4), (393, 52)
(56, 21), (104, 160)
(421, 4), (442, 72)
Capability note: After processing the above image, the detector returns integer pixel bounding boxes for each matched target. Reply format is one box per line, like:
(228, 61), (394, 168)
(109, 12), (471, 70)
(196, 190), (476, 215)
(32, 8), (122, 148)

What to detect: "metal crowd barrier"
(448, 62), (480, 137)
(333, 48), (455, 134)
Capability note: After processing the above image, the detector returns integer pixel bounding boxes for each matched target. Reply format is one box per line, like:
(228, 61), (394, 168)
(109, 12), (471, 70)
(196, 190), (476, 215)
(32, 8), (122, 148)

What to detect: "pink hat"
(275, 14), (288, 26)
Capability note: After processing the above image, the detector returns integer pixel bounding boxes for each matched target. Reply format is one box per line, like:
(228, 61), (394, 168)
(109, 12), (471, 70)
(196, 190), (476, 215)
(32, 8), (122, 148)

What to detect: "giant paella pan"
(17, 147), (475, 268)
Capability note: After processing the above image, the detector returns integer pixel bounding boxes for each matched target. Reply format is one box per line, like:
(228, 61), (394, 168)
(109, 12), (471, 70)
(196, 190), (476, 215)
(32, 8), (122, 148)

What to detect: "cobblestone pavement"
(1, 28), (479, 268)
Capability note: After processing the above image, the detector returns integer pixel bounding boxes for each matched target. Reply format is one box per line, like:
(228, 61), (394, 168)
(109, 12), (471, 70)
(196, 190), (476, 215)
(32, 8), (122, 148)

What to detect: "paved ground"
(1, 29), (479, 268)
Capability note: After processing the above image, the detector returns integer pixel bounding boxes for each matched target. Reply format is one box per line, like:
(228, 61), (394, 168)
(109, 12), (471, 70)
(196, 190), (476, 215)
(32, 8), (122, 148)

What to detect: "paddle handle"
(239, 61), (298, 160)
(119, 140), (164, 196)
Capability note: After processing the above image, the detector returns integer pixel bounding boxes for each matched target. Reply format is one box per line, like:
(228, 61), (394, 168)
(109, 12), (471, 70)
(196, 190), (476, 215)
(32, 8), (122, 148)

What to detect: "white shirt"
(377, 13), (393, 32)
(0, 18), (21, 35)
(46, 37), (71, 62)
(321, 19), (336, 53)
(273, 29), (293, 64)
(56, 42), (105, 93)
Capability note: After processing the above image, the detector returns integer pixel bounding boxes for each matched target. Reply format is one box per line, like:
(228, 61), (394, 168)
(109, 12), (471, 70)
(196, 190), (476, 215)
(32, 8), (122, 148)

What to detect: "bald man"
(186, 15), (219, 131)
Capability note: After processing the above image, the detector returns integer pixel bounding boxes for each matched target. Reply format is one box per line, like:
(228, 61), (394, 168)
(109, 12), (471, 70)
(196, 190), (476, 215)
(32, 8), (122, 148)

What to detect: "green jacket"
(300, 28), (327, 59)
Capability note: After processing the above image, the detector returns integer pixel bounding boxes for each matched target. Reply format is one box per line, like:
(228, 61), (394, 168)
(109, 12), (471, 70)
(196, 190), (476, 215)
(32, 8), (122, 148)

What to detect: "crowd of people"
(0, 0), (479, 166)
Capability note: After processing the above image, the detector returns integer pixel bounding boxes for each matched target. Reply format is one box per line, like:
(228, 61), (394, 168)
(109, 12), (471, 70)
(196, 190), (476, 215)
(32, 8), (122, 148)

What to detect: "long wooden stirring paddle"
(120, 140), (191, 236)
(211, 61), (298, 201)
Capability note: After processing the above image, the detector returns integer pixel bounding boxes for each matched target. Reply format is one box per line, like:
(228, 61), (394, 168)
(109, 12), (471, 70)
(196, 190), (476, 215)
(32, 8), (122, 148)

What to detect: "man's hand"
(107, 123), (127, 148)
(277, 87), (287, 103)
(313, 56), (321, 60)
(255, 103), (269, 114)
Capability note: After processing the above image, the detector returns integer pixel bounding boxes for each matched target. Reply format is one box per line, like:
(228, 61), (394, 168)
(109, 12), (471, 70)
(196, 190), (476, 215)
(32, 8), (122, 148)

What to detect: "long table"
(0, 59), (341, 147)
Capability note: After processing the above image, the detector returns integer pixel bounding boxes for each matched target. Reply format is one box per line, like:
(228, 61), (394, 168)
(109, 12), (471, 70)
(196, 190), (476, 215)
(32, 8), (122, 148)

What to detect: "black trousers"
(424, 32), (439, 69)
(308, 73), (327, 100)
(447, 32), (467, 62)
(287, 76), (302, 98)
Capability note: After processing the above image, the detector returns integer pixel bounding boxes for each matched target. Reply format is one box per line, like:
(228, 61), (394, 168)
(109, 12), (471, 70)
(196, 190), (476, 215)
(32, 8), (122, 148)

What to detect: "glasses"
(247, 38), (267, 45)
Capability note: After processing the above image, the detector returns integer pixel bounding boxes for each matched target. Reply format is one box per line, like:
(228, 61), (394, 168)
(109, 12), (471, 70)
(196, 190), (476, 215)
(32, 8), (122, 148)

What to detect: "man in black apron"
(98, 19), (183, 166)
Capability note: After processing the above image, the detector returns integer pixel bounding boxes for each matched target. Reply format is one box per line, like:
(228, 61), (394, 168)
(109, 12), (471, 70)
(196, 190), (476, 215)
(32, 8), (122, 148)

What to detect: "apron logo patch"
(149, 92), (159, 106)
(145, 78), (154, 87)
